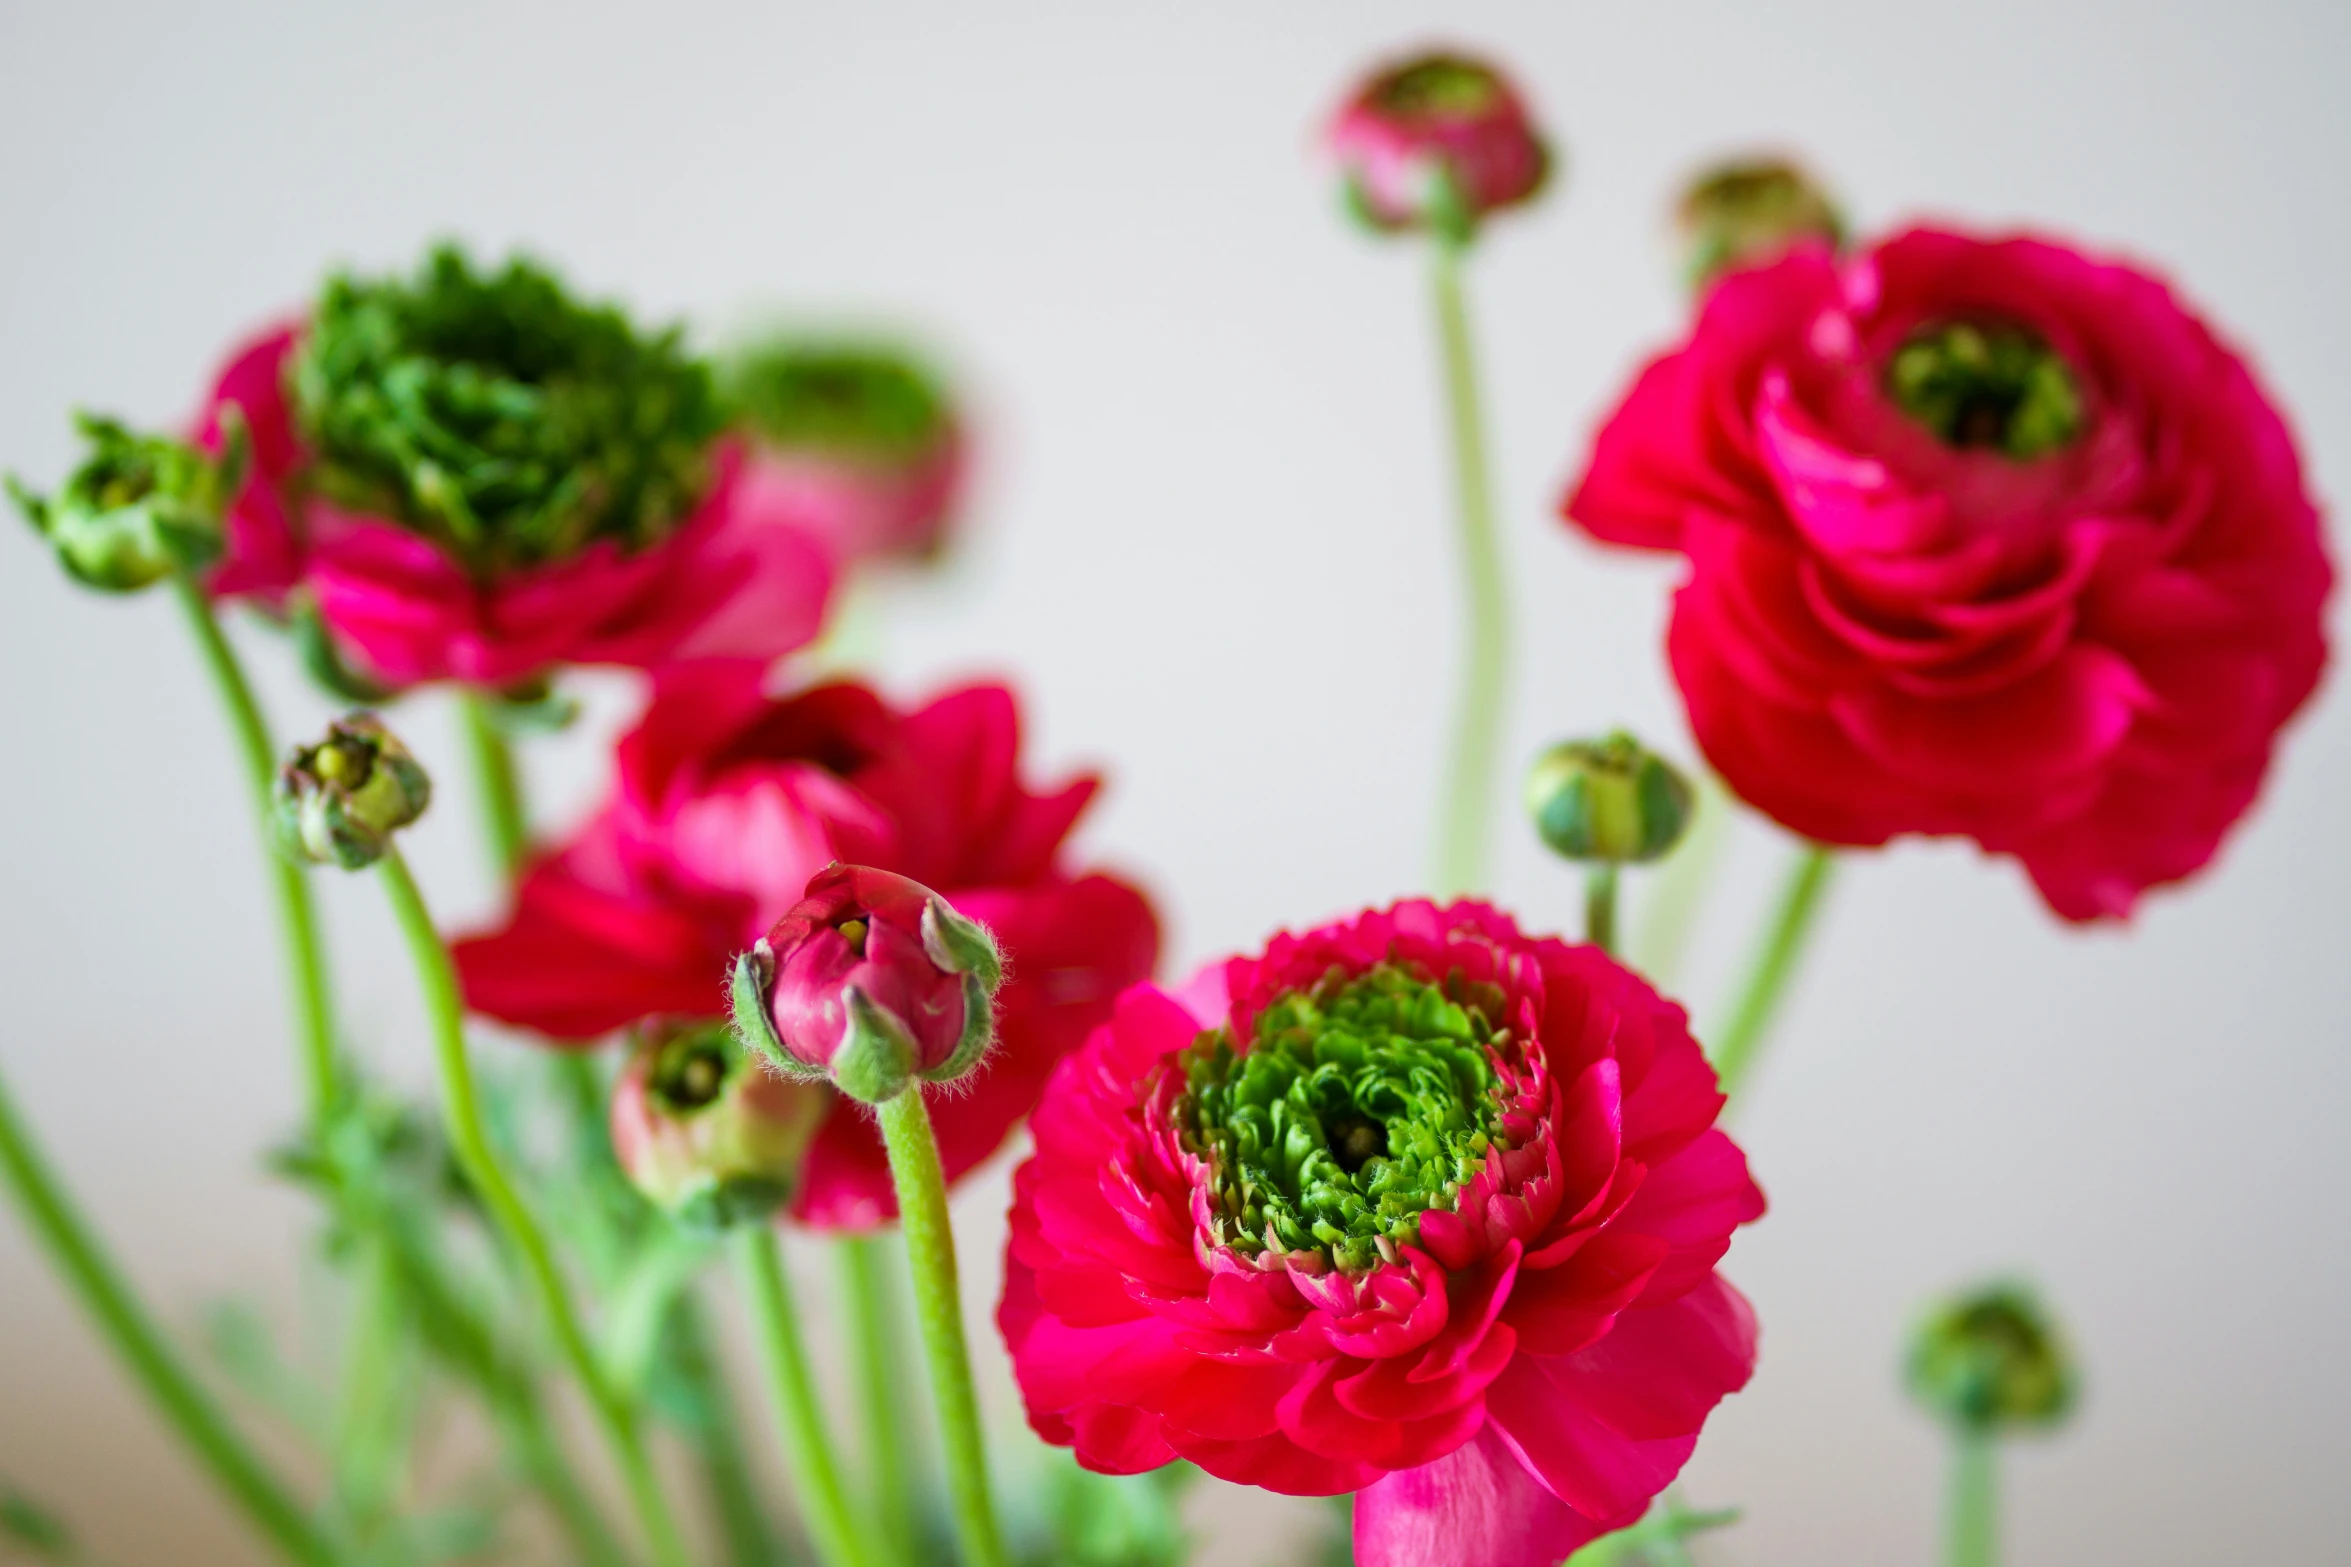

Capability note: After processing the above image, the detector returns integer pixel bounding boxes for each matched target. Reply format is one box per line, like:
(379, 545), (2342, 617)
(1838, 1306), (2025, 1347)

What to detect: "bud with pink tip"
(729, 864), (1003, 1106)
(609, 1020), (827, 1230)
(1327, 49), (1552, 241)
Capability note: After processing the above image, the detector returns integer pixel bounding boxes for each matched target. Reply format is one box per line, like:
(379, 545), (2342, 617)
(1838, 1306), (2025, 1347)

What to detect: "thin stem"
(1583, 864), (1620, 955)
(375, 849), (693, 1567)
(0, 1058), (335, 1567)
(838, 1231), (920, 1567)
(667, 1292), (780, 1567)
(1945, 1432), (1997, 1567)
(1428, 235), (1511, 898)
(875, 1089), (1006, 1567)
(1708, 844), (1836, 1102)
(169, 573), (338, 1122)
(458, 692), (530, 882)
(1629, 773), (1731, 989)
(733, 1226), (879, 1567)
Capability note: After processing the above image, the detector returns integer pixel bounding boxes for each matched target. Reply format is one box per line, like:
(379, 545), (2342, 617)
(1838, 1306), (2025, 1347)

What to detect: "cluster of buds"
(1674, 155), (1845, 289)
(730, 864), (1004, 1106)
(6, 412), (244, 592)
(274, 714), (433, 869)
(1906, 1280), (2079, 1437)
(1327, 50), (1552, 242)
(609, 1020), (827, 1230)
(1524, 730), (1695, 865)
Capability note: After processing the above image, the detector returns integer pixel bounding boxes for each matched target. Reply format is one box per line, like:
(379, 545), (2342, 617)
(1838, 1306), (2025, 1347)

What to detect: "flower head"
(1674, 155), (1844, 290)
(1906, 1280), (2077, 1437)
(275, 713), (432, 869)
(1001, 900), (1763, 1567)
(609, 1019), (828, 1229)
(1524, 732), (1694, 865)
(1562, 226), (2333, 920)
(1328, 50), (1551, 240)
(8, 413), (241, 592)
(452, 664), (1157, 1228)
(732, 864), (1004, 1104)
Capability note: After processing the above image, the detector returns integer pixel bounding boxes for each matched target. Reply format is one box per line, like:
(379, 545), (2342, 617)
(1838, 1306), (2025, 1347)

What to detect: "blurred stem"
(458, 692), (529, 882)
(1709, 843), (1836, 1102)
(733, 1226), (879, 1567)
(376, 848), (693, 1567)
(1428, 233), (1511, 898)
(0, 1057), (335, 1567)
(169, 573), (338, 1125)
(1584, 864), (1620, 955)
(839, 1231), (920, 1567)
(330, 1238), (408, 1541)
(875, 1089), (1006, 1567)
(668, 1292), (780, 1567)
(1945, 1433), (1997, 1567)
(1629, 773), (1731, 988)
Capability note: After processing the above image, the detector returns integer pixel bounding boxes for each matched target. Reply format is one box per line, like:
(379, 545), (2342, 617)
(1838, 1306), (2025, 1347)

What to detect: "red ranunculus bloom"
(193, 324), (839, 690)
(452, 663), (1159, 1228)
(1564, 228), (2332, 920)
(1000, 900), (1763, 1567)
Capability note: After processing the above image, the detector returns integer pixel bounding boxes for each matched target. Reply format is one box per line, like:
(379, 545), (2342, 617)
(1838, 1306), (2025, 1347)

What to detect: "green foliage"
(1008, 1453), (1194, 1567)
(1564, 1495), (1739, 1567)
(0, 1483), (75, 1563)
(6, 411), (239, 592)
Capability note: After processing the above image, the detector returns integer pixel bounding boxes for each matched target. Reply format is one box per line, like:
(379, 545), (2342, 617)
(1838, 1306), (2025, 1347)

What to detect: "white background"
(2, 2), (2346, 1563)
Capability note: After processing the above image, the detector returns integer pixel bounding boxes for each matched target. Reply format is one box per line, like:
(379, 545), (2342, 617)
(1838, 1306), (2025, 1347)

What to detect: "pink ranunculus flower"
(1000, 900), (1764, 1567)
(452, 662), (1159, 1229)
(1563, 227), (2332, 920)
(1327, 50), (1551, 235)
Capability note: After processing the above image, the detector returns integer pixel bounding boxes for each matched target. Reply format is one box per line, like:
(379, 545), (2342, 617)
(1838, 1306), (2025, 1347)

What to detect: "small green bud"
(1675, 156), (1845, 291)
(7, 412), (243, 592)
(1525, 732), (1695, 864)
(1906, 1280), (2079, 1437)
(275, 714), (433, 869)
(611, 1021), (828, 1230)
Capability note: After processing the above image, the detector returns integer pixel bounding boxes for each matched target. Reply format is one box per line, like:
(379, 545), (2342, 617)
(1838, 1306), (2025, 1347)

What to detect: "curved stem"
(1709, 843), (1836, 1102)
(1945, 1433), (1997, 1567)
(733, 1226), (880, 1567)
(874, 1090), (1006, 1567)
(1583, 864), (1620, 956)
(1428, 236), (1511, 898)
(375, 849), (692, 1567)
(457, 693), (530, 882)
(838, 1232), (920, 1567)
(0, 1058), (335, 1567)
(169, 573), (337, 1122)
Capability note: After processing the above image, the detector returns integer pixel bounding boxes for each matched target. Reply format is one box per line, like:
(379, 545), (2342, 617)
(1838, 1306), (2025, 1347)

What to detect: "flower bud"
(729, 864), (1003, 1106)
(1674, 155), (1845, 290)
(609, 1021), (828, 1230)
(1327, 51), (1552, 242)
(275, 714), (433, 869)
(6, 412), (242, 592)
(1525, 732), (1695, 864)
(1906, 1280), (2078, 1437)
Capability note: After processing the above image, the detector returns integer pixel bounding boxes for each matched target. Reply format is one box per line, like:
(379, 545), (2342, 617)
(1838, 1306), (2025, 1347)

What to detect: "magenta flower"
(1327, 51), (1551, 236)
(1563, 227), (2333, 919)
(1001, 900), (1763, 1567)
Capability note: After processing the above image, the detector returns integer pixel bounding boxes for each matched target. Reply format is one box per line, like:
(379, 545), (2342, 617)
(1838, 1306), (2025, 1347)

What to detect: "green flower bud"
(275, 714), (433, 869)
(1525, 732), (1695, 864)
(610, 1021), (828, 1231)
(1675, 156), (1845, 291)
(6, 412), (242, 592)
(1906, 1280), (2079, 1437)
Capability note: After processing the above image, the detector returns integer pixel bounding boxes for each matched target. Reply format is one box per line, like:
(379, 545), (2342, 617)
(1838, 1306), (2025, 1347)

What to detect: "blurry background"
(2, 1), (2347, 1562)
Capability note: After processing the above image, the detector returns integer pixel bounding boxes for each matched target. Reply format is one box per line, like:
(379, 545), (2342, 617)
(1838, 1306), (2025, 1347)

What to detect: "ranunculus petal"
(1354, 1426), (1621, 1567)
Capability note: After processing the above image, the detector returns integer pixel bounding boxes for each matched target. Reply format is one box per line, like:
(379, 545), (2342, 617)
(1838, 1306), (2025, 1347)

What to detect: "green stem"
(668, 1293), (780, 1567)
(458, 692), (530, 882)
(1708, 843), (1836, 1102)
(1428, 235), (1511, 898)
(734, 1226), (879, 1567)
(1945, 1432), (1997, 1567)
(0, 1058), (335, 1567)
(1584, 864), (1620, 956)
(875, 1089), (1006, 1567)
(1629, 772), (1731, 989)
(838, 1231), (920, 1567)
(330, 1238), (408, 1541)
(169, 573), (338, 1123)
(375, 849), (693, 1567)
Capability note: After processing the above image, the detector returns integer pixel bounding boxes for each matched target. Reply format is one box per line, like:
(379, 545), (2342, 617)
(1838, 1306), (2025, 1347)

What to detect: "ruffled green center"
(1370, 57), (1504, 120)
(291, 245), (723, 575)
(1177, 964), (1503, 1272)
(727, 343), (949, 465)
(1887, 319), (2084, 460)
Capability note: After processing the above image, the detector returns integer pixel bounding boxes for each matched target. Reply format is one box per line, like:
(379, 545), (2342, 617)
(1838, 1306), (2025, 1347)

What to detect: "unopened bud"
(6, 412), (243, 592)
(1526, 732), (1694, 864)
(1327, 51), (1552, 243)
(730, 863), (1003, 1106)
(275, 714), (432, 869)
(1906, 1280), (2078, 1437)
(1675, 155), (1844, 291)
(609, 1021), (827, 1230)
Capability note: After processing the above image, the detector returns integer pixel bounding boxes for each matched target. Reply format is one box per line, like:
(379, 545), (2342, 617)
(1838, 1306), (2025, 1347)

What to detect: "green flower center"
(727, 344), (949, 465)
(1886, 319), (2085, 460)
(1370, 57), (1503, 120)
(291, 245), (724, 575)
(649, 1028), (734, 1114)
(1176, 963), (1505, 1272)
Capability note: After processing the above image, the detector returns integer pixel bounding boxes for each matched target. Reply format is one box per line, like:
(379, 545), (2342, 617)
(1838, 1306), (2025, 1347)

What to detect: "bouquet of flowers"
(1, 38), (2330, 1567)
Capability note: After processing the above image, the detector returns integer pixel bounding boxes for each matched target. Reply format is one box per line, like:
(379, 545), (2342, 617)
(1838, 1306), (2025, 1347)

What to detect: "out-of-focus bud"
(6, 412), (243, 592)
(275, 713), (433, 869)
(1327, 50), (1552, 242)
(1906, 1280), (2079, 1437)
(1675, 155), (1845, 291)
(1525, 731), (1695, 864)
(610, 1020), (828, 1230)
(730, 864), (1003, 1106)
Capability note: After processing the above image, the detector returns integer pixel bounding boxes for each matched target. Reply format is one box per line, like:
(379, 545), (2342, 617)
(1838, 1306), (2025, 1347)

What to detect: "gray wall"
(2, 2), (2345, 1562)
